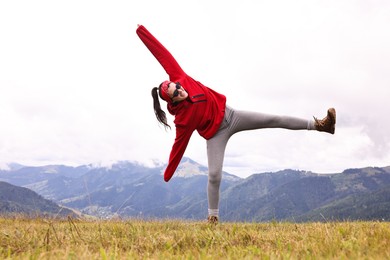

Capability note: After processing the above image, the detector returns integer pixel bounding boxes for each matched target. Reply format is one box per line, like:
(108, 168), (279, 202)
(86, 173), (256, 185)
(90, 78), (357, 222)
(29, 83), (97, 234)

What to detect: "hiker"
(136, 25), (336, 223)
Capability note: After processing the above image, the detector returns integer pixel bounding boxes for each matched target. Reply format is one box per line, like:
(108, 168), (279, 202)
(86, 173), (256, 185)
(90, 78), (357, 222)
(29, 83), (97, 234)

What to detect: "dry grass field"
(0, 217), (389, 259)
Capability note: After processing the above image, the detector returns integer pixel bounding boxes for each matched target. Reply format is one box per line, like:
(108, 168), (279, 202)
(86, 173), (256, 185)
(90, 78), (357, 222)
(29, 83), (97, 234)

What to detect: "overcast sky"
(0, 0), (389, 178)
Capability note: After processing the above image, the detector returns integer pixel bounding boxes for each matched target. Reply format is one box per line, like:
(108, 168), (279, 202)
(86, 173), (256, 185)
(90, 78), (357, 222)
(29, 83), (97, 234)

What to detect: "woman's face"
(168, 82), (188, 102)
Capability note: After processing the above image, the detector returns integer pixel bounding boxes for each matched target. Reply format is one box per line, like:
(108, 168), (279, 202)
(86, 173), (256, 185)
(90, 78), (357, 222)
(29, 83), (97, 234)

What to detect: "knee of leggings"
(208, 170), (222, 186)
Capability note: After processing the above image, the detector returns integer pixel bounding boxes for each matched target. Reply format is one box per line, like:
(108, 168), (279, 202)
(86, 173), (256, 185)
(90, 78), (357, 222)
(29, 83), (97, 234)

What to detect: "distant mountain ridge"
(1, 158), (389, 221)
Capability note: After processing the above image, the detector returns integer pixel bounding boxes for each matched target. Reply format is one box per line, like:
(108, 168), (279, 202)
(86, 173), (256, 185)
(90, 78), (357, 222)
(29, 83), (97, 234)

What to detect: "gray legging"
(206, 105), (314, 212)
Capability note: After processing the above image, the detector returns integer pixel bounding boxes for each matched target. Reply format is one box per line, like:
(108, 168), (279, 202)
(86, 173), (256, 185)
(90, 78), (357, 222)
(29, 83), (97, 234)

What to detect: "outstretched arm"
(136, 25), (186, 81)
(163, 125), (194, 182)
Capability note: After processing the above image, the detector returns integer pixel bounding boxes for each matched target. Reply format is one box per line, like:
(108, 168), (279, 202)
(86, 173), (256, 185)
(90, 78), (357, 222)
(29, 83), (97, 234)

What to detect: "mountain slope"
(296, 184), (390, 221)
(219, 167), (390, 222)
(0, 181), (75, 217)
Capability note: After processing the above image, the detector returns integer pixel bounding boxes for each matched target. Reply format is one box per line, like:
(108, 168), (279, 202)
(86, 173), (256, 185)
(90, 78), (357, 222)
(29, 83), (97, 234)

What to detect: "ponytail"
(151, 86), (171, 130)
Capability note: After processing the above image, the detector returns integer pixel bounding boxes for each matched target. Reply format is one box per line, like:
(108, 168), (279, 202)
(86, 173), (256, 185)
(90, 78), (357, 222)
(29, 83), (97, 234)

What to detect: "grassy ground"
(0, 217), (389, 259)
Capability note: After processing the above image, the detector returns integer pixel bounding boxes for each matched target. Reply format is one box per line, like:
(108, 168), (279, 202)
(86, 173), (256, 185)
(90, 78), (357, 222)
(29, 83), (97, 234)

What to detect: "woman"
(136, 25), (336, 224)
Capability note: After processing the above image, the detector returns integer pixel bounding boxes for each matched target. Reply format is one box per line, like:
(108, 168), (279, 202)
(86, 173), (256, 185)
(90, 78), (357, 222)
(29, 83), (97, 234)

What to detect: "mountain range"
(0, 158), (389, 221)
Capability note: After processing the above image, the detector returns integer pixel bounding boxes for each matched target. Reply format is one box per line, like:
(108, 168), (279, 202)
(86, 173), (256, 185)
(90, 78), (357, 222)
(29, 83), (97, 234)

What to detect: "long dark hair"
(151, 85), (171, 130)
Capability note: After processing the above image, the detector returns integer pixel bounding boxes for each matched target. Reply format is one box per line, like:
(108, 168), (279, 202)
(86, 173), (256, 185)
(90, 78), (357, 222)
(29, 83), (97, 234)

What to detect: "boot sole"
(327, 108), (336, 134)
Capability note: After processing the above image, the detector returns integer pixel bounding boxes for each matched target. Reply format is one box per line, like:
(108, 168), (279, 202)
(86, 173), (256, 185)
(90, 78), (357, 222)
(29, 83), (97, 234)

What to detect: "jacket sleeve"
(136, 25), (186, 81)
(163, 125), (194, 182)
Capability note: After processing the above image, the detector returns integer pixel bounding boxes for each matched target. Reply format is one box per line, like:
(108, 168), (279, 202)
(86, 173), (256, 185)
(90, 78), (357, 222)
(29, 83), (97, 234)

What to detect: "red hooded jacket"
(136, 25), (226, 182)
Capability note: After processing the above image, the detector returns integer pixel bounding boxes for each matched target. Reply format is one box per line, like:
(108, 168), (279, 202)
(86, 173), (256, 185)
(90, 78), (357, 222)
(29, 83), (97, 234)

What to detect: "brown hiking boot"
(207, 215), (219, 225)
(314, 108), (336, 134)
